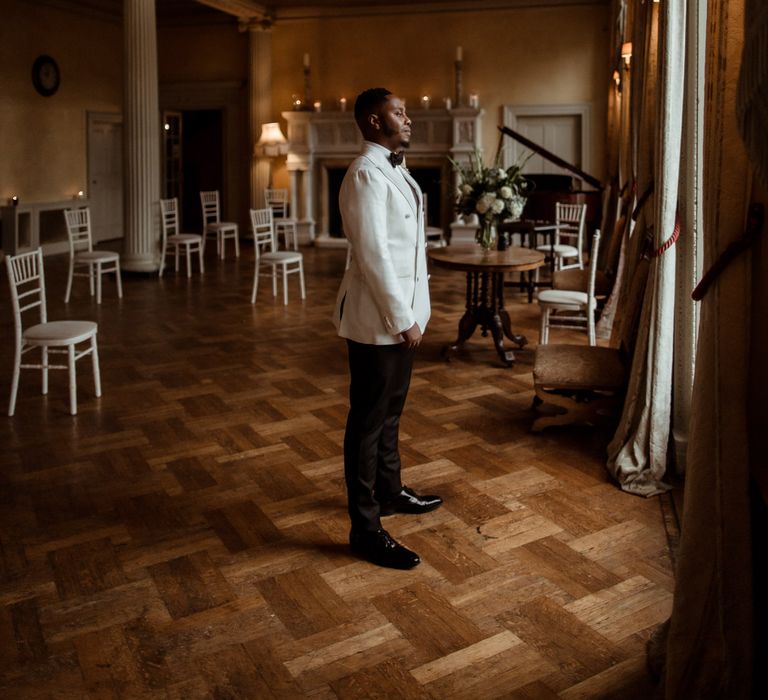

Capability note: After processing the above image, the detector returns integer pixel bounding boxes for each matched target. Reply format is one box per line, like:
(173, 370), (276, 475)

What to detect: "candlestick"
(454, 59), (463, 107)
(339, 97), (347, 111)
(303, 53), (310, 68)
(420, 95), (430, 110)
(444, 97), (452, 110)
(469, 92), (479, 109)
(11, 195), (19, 207)
(303, 64), (312, 110)
(313, 100), (322, 112)
(456, 46), (463, 62)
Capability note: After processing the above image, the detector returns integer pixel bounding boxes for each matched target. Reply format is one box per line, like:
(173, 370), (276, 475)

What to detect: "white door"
(516, 114), (582, 174)
(502, 104), (591, 184)
(87, 113), (123, 242)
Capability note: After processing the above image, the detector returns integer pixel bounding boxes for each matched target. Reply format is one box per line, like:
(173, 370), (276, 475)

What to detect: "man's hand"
(401, 323), (422, 348)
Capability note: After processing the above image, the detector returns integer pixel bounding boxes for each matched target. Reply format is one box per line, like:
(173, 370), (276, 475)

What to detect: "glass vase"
(476, 221), (497, 253)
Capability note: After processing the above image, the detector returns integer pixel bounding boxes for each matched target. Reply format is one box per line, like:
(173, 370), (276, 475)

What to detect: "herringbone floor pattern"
(0, 242), (675, 699)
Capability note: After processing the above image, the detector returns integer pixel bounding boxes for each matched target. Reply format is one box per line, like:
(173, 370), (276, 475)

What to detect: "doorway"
(87, 112), (123, 243)
(175, 109), (224, 234)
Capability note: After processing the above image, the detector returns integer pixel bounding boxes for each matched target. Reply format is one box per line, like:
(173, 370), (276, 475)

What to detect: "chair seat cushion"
(537, 289), (588, 307)
(274, 218), (298, 226)
(534, 344), (626, 391)
(168, 234), (202, 243)
(25, 321), (97, 345)
(262, 252), (302, 263)
(537, 244), (579, 257)
(207, 222), (237, 231)
(75, 251), (119, 263)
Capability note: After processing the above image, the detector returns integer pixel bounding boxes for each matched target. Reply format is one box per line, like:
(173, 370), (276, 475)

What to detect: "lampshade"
(255, 122), (288, 156)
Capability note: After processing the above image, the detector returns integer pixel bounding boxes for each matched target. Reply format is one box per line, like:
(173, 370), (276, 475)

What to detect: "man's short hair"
(354, 88), (392, 127)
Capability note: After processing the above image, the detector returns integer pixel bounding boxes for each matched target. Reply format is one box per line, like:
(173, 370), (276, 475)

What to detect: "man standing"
(334, 88), (442, 570)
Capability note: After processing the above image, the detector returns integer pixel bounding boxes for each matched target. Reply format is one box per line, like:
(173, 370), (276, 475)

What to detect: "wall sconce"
(421, 95), (431, 109)
(621, 42), (633, 67)
(254, 122), (288, 157)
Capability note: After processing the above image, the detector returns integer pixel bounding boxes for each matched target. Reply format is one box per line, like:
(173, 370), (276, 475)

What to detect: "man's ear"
(368, 114), (380, 131)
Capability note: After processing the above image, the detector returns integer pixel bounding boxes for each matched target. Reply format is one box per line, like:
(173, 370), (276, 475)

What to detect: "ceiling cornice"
(268, 0), (608, 22)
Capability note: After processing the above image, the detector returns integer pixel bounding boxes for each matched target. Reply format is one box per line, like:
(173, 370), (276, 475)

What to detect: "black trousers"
(344, 339), (415, 533)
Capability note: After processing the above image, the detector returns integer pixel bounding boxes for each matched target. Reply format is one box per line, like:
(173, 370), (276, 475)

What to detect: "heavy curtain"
(664, 0), (767, 695)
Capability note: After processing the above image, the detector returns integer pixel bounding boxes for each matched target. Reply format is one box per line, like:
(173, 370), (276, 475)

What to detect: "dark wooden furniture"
(428, 246), (545, 366)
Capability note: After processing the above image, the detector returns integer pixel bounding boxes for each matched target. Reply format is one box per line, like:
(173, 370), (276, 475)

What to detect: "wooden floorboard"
(0, 243), (674, 698)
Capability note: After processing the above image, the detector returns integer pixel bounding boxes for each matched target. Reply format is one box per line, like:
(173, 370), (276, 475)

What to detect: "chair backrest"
(250, 208), (276, 255)
(5, 248), (47, 338)
(160, 198), (179, 243)
(200, 190), (221, 225)
(555, 202), (587, 247)
(586, 229), (601, 339)
(64, 208), (93, 254)
(264, 188), (290, 218)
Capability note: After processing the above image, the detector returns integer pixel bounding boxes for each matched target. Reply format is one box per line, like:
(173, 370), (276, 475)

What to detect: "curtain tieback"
(692, 203), (764, 301)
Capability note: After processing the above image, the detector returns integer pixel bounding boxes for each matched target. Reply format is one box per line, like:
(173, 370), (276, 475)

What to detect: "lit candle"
(303, 53), (310, 69)
(443, 97), (452, 110)
(11, 195), (19, 207)
(421, 95), (430, 109)
(313, 100), (322, 112)
(339, 97), (347, 111)
(469, 93), (479, 108)
(456, 46), (463, 62)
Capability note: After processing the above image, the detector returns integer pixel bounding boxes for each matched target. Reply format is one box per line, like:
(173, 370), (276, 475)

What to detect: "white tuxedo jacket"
(333, 142), (431, 345)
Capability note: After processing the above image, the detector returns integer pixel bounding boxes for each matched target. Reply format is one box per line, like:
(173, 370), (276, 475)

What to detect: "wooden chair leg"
(67, 344), (77, 415)
(8, 345), (21, 416)
(91, 335), (102, 397)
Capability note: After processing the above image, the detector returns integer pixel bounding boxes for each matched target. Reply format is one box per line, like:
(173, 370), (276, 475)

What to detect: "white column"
(123, 0), (161, 272)
(289, 170), (300, 219)
(249, 23), (272, 208)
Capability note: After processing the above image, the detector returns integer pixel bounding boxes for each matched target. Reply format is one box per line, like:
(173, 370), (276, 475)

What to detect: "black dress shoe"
(349, 528), (420, 569)
(380, 486), (443, 516)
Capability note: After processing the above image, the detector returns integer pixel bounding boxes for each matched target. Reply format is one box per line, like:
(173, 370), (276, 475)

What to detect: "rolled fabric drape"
(606, 0), (684, 497)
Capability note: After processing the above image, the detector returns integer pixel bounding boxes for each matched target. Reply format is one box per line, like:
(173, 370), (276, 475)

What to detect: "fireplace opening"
(325, 165), (446, 239)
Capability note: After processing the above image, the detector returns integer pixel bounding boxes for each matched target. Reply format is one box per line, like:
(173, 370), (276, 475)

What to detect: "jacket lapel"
(361, 145), (418, 217)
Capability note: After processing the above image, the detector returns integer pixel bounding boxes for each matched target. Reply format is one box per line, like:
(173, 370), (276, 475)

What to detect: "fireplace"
(324, 165), (445, 239)
(282, 107), (483, 245)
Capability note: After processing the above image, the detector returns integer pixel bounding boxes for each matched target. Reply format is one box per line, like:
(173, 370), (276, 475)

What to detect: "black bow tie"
(389, 151), (404, 167)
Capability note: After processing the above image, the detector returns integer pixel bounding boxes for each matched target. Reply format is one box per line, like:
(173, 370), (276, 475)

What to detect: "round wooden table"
(428, 245), (546, 366)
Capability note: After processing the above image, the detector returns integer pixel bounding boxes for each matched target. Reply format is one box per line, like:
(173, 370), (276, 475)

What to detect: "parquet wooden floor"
(0, 242), (675, 699)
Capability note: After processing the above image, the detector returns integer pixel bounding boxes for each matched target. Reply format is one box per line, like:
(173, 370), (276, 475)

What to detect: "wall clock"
(32, 55), (60, 97)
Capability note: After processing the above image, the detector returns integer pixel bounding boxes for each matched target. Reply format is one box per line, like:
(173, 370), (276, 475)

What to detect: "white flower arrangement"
(451, 150), (531, 248)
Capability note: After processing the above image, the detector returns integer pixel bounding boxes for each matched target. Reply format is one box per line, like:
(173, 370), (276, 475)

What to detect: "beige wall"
(0, 0), (122, 204)
(270, 4), (610, 186)
(0, 2), (608, 209)
(157, 23), (247, 84)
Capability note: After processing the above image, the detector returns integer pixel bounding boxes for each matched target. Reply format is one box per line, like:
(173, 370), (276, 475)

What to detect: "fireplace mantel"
(281, 107), (483, 244)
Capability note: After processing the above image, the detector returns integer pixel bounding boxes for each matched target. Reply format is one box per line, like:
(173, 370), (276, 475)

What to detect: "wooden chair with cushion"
(531, 343), (628, 431)
(63, 207), (123, 304)
(6, 248), (101, 416)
